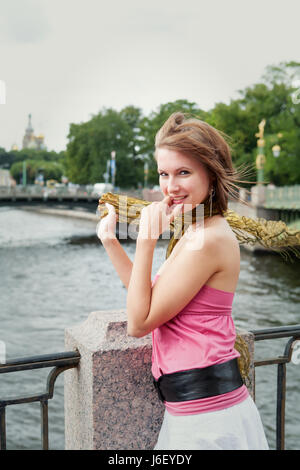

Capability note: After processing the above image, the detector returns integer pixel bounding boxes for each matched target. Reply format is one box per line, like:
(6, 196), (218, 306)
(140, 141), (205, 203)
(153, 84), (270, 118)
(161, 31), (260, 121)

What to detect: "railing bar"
(0, 364), (79, 407)
(0, 354), (81, 451)
(251, 325), (300, 333)
(0, 407), (6, 450)
(0, 392), (49, 407)
(1, 351), (80, 367)
(276, 363), (286, 451)
(0, 356), (80, 374)
(251, 325), (300, 334)
(252, 332), (300, 341)
(254, 357), (287, 367)
(40, 400), (49, 450)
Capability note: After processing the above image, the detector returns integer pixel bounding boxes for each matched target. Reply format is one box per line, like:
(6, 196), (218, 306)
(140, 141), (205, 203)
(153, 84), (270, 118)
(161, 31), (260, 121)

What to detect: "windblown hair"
(154, 112), (254, 214)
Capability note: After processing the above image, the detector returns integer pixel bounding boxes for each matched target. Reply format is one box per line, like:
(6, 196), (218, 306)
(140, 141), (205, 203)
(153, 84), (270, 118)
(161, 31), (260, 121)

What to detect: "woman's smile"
(170, 196), (188, 204)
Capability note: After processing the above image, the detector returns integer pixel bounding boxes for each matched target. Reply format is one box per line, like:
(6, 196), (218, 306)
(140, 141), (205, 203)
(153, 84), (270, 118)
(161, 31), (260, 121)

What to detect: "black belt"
(153, 358), (243, 403)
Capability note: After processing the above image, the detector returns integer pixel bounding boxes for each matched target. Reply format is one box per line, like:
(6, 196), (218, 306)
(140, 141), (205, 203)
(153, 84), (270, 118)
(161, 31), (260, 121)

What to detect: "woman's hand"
(138, 195), (183, 242)
(97, 203), (118, 242)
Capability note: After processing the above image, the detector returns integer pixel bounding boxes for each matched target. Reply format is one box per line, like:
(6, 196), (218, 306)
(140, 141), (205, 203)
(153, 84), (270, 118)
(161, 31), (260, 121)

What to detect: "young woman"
(97, 112), (269, 450)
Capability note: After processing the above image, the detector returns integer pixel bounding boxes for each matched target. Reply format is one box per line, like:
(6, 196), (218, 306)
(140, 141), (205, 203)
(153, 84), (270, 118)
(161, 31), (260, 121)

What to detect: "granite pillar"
(251, 184), (266, 206)
(64, 310), (255, 450)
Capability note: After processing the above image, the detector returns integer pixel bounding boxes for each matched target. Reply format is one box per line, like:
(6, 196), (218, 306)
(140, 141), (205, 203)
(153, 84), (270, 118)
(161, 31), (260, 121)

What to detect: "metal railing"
(266, 185), (300, 210)
(250, 325), (300, 450)
(0, 185), (143, 199)
(0, 326), (300, 450)
(0, 351), (80, 450)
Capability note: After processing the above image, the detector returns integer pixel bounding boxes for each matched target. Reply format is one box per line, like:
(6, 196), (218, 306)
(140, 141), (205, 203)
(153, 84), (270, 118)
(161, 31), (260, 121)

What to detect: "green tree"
(10, 159), (64, 184)
(0, 147), (66, 169)
(65, 107), (145, 187)
(0, 147), (10, 168)
(207, 61), (300, 187)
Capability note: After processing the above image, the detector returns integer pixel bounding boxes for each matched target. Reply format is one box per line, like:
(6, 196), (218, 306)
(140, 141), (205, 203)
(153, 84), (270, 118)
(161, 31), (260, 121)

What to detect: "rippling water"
(0, 207), (299, 450)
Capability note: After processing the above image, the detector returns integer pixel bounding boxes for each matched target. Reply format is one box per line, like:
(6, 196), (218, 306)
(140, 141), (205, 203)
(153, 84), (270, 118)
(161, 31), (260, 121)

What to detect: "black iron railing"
(250, 325), (300, 450)
(0, 326), (300, 450)
(0, 351), (80, 450)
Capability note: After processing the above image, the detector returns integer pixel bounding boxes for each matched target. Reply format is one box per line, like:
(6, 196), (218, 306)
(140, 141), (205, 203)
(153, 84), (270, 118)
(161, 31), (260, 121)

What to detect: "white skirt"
(154, 396), (269, 450)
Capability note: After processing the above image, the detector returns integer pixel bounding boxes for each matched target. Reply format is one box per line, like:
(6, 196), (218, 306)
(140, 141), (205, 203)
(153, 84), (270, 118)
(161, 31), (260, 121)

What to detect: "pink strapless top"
(151, 274), (249, 415)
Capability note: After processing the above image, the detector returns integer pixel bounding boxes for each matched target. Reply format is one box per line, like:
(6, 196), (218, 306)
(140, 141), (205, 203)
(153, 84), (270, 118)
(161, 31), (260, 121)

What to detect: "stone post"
(64, 309), (164, 450)
(238, 188), (248, 203)
(251, 184), (266, 206)
(64, 311), (255, 450)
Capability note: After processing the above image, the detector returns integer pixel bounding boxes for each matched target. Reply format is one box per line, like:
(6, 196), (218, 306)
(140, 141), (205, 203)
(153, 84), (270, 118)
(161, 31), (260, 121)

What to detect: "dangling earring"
(209, 187), (215, 217)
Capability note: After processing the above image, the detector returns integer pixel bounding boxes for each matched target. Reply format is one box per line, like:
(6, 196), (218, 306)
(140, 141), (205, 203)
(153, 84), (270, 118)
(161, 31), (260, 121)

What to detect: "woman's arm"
(126, 237), (156, 336)
(101, 237), (133, 289)
(97, 203), (133, 289)
(126, 196), (184, 337)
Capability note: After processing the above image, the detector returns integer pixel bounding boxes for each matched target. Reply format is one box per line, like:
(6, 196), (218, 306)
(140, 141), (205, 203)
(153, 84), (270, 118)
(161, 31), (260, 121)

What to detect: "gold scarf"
(98, 192), (300, 261)
(98, 192), (300, 382)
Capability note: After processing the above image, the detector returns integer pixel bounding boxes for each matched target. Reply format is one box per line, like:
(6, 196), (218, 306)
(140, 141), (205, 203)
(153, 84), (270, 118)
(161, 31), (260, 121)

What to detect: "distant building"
(22, 114), (46, 150)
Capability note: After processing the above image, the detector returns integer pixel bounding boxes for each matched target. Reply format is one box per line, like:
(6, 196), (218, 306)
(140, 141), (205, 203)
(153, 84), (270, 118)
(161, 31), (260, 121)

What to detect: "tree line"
(0, 147), (66, 185)
(1, 61), (299, 188)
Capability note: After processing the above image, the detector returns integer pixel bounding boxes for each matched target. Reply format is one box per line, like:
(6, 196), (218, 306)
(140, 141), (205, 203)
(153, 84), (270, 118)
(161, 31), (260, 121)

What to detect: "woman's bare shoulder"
(174, 216), (240, 292)
(156, 216), (239, 279)
(201, 218), (240, 292)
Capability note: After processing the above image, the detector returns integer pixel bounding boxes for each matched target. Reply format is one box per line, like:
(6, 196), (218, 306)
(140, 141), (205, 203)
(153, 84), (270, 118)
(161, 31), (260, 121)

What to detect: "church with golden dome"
(22, 114), (46, 150)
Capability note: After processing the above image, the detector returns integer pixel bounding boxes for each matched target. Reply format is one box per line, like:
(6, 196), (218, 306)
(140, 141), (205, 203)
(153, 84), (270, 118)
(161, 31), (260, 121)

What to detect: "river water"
(0, 206), (299, 450)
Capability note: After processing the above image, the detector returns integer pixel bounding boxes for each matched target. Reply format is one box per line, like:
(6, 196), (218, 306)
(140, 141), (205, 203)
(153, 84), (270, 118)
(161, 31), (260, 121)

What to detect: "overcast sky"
(0, 0), (299, 152)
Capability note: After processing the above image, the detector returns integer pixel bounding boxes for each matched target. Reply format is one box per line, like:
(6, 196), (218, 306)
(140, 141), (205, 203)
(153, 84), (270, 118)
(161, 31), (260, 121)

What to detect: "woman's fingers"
(105, 202), (114, 212)
(105, 203), (118, 220)
(138, 196), (184, 240)
(169, 203), (183, 221)
(162, 194), (172, 205)
(97, 202), (118, 241)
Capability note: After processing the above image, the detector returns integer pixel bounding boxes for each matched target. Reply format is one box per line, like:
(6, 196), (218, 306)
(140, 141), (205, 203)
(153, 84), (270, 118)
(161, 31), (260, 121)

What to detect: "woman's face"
(156, 147), (212, 212)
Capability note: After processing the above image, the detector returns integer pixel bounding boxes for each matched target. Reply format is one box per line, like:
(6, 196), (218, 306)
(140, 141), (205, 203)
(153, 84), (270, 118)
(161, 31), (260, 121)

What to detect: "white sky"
(0, 0), (299, 152)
